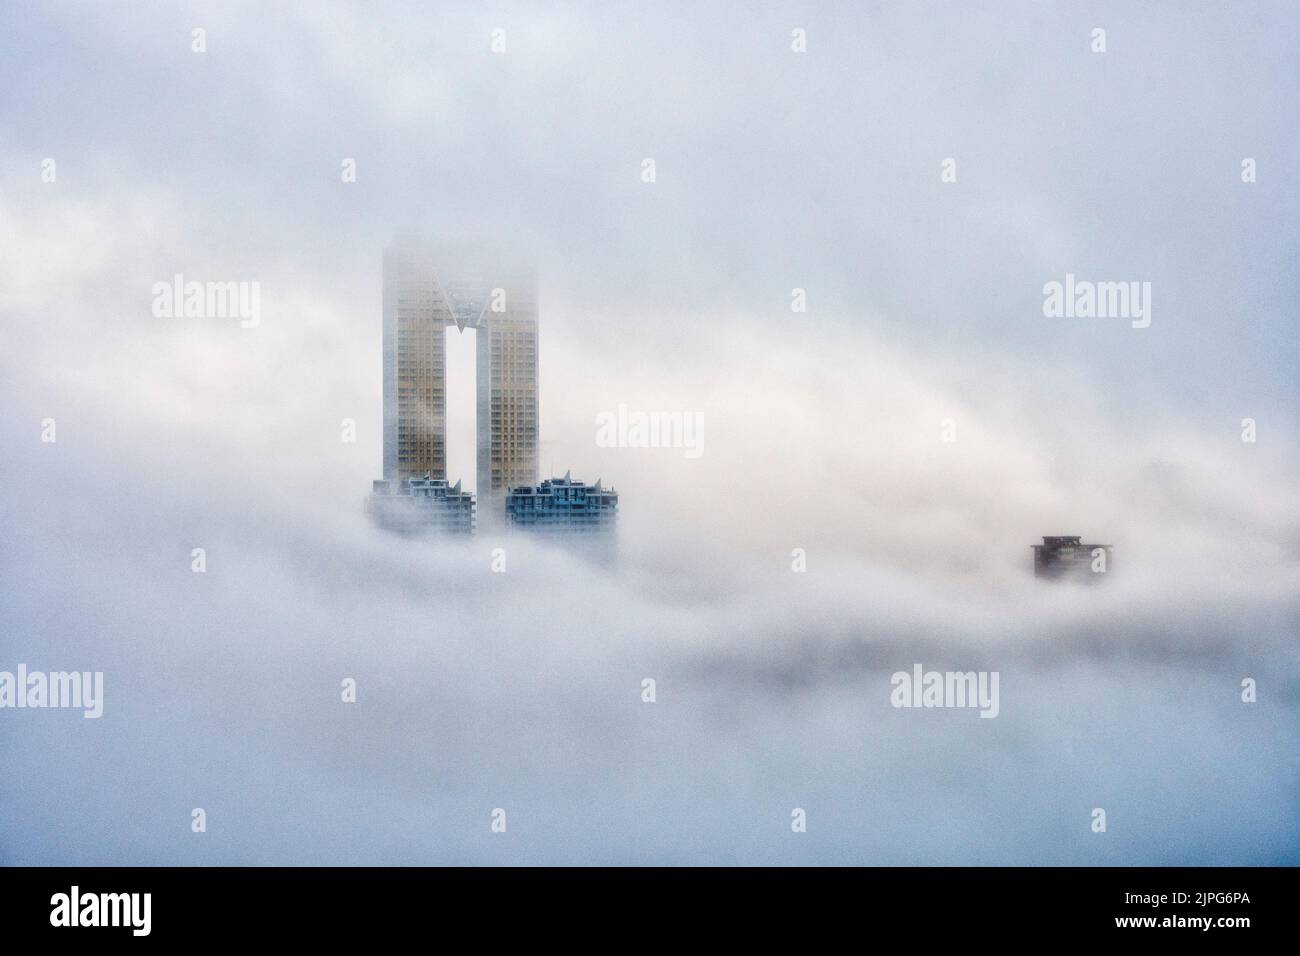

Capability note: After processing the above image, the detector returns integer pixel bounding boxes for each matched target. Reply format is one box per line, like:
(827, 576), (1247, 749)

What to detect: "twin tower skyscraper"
(380, 243), (538, 515)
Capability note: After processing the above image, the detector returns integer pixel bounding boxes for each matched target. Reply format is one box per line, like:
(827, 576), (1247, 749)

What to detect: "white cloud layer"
(1, 1), (1297, 864)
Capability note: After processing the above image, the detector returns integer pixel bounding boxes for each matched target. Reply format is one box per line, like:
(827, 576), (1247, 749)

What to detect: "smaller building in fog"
(1032, 535), (1111, 580)
(505, 472), (617, 533)
(367, 475), (475, 535)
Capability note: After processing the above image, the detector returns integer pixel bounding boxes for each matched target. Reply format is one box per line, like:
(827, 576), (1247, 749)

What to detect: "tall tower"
(382, 246), (447, 483)
(476, 276), (539, 515)
(381, 244), (538, 516)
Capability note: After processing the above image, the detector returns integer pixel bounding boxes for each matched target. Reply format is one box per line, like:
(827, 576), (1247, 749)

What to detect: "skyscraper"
(505, 472), (618, 533)
(381, 244), (538, 516)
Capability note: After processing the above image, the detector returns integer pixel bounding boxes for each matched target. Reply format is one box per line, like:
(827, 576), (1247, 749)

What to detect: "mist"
(1, 1), (1298, 864)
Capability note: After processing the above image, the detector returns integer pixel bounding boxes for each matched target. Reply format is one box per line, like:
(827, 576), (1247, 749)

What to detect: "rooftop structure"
(505, 471), (618, 533)
(367, 475), (475, 535)
(1032, 535), (1112, 580)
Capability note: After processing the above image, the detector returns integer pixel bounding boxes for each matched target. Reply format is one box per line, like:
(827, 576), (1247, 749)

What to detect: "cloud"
(1, 0), (1297, 864)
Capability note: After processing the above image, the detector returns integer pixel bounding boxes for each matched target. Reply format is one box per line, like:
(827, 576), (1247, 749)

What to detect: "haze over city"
(1, 1), (1297, 864)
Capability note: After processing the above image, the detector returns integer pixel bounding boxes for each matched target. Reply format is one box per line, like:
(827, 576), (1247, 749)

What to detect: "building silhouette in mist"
(1032, 535), (1112, 580)
(380, 243), (538, 517)
(367, 476), (475, 534)
(505, 472), (618, 534)
(367, 242), (619, 537)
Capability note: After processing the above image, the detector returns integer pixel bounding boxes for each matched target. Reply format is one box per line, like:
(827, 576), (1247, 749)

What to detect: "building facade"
(367, 476), (475, 535)
(381, 244), (538, 515)
(1032, 536), (1112, 579)
(505, 472), (618, 533)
